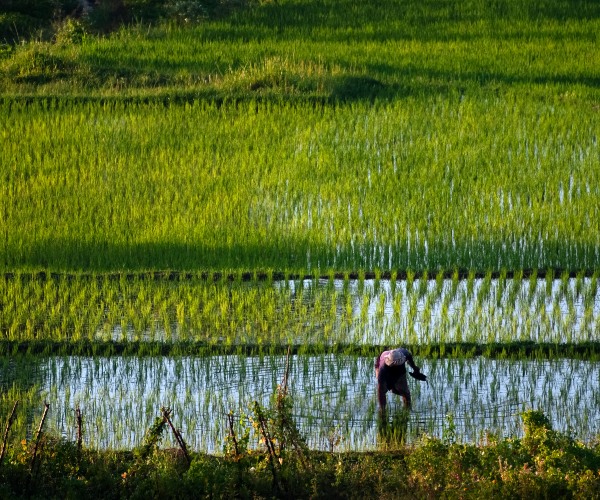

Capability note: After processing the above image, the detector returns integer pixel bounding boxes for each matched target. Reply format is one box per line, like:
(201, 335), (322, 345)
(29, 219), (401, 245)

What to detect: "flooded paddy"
(2, 274), (598, 346)
(2, 355), (599, 452)
(91, 275), (600, 346)
(2, 275), (599, 452)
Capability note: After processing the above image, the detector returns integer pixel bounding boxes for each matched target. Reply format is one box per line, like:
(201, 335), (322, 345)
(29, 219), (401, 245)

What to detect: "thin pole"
(0, 400), (19, 467)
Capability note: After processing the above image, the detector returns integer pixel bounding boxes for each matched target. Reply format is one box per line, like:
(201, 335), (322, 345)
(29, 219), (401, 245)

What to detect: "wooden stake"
(282, 345), (291, 396)
(227, 411), (240, 458)
(30, 402), (49, 475)
(0, 400), (18, 467)
(161, 407), (191, 465)
(75, 407), (83, 455)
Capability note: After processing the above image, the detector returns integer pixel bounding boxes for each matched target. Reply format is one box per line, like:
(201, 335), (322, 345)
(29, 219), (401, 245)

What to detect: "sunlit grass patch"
(1, 98), (599, 273)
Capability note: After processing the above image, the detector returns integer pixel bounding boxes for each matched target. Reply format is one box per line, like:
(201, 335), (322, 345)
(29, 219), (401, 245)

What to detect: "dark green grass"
(1, 0), (599, 101)
(2, 339), (599, 359)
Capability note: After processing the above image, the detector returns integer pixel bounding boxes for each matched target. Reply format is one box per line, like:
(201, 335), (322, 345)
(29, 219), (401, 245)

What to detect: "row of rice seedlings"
(1, 96), (599, 273)
(3, 354), (599, 452)
(1, 272), (599, 346)
(335, 270), (600, 345)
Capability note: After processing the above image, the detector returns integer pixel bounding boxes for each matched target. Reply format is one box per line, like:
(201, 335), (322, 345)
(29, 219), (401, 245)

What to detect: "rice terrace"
(1, 0), (600, 497)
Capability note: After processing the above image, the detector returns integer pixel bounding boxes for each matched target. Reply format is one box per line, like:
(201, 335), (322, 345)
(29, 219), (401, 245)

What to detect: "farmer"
(375, 347), (424, 411)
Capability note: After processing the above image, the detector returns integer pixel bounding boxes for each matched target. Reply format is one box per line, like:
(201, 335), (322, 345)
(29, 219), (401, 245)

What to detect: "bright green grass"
(1, 273), (598, 347)
(1, 0), (599, 273)
(1, 97), (599, 272)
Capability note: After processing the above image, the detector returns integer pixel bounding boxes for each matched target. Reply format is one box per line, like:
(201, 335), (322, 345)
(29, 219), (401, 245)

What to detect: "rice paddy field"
(3, 354), (600, 452)
(1, 98), (600, 272)
(2, 272), (600, 451)
(1, 273), (599, 348)
(1, 0), (600, 460)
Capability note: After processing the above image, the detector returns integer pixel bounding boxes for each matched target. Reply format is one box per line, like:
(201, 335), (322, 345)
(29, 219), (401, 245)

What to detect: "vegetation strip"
(4, 267), (600, 282)
(0, 397), (599, 497)
(2, 340), (600, 360)
(2, 271), (598, 346)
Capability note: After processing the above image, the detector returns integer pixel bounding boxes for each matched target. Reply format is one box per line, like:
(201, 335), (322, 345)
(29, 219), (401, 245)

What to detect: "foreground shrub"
(406, 410), (600, 499)
(1, 409), (599, 498)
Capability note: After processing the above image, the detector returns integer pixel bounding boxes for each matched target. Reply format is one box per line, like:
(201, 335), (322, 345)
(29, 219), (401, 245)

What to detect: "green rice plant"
(544, 268), (555, 295)
(527, 269), (539, 305)
(418, 271), (429, 299)
(2, 272), (600, 348)
(476, 271), (493, 307)
(3, 97), (598, 273)
(0, 362), (46, 445)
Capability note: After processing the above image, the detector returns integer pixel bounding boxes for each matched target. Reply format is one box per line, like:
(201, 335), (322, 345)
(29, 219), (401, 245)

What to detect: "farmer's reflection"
(377, 408), (410, 446)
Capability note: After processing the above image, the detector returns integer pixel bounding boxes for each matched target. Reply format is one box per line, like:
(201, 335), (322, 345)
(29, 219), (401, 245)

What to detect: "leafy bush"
(0, 0), (250, 42)
(120, 0), (165, 20)
(0, 1), (56, 19)
(0, 1), (80, 22)
(1, 407), (599, 497)
(404, 410), (600, 498)
(86, 0), (251, 29)
(167, 1), (210, 23)
(0, 1), (79, 43)
(0, 42), (75, 83)
(54, 18), (88, 45)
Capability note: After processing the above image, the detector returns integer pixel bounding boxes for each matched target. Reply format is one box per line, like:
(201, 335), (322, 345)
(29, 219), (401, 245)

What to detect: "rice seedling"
(1, 273), (599, 349)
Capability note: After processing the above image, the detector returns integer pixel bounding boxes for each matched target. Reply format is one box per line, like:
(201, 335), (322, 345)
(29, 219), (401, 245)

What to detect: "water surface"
(2, 354), (599, 451)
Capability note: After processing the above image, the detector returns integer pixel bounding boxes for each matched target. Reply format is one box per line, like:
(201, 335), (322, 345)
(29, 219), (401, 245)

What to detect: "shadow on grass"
(34, 0), (593, 105)
(205, 0), (600, 44)
(2, 238), (314, 272)
(235, 0), (600, 36)
(3, 235), (600, 274)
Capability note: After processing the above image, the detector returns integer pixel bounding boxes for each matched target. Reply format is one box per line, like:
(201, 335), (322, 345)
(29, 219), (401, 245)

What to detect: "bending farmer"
(375, 347), (424, 411)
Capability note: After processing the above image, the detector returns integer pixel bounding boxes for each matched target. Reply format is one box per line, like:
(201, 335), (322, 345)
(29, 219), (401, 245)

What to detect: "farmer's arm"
(404, 350), (420, 372)
(374, 352), (383, 379)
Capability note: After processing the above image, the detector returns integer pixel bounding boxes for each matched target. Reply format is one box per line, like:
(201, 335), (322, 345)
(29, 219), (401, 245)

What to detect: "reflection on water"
(377, 409), (410, 449)
(2, 355), (599, 452)
(280, 276), (600, 344)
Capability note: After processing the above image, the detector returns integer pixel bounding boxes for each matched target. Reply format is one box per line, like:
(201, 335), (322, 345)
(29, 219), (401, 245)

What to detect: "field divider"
(1, 339), (599, 360)
(3, 268), (598, 284)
